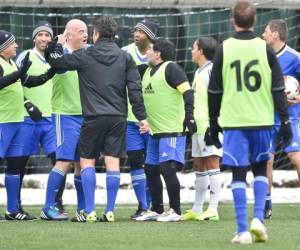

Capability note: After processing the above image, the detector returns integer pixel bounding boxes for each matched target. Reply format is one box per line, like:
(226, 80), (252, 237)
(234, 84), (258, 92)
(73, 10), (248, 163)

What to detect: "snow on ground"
(0, 170), (299, 205)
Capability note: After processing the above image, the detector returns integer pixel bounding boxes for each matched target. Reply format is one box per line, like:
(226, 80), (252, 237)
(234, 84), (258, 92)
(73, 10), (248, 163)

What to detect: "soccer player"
(262, 19), (300, 219)
(47, 16), (148, 222)
(182, 37), (222, 221)
(13, 21), (57, 219)
(122, 19), (159, 218)
(135, 38), (196, 222)
(0, 30), (32, 220)
(40, 19), (88, 221)
(208, 1), (291, 244)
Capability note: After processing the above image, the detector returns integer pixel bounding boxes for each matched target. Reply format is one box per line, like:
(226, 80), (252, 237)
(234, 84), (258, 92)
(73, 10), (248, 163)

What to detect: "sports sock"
(74, 175), (85, 212)
(208, 169), (222, 212)
(193, 171), (209, 213)
(81, 167), (96, 214)
(231, 181), (248, 233)
(5, 174), (20, 213)
(253, 176), (268, 222)
(105, 171), (120, 213)
(265, 192), (272, 210)
(131, 169), (148, 210)
(44, 167), (66, 210)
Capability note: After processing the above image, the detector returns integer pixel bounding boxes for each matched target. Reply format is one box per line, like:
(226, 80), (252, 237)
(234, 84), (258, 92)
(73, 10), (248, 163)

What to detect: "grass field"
(0, 204), (300, 250)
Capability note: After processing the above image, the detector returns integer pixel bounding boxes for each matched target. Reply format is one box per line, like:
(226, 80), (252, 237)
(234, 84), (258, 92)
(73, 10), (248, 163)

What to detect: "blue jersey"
(275, 45), (300, 124)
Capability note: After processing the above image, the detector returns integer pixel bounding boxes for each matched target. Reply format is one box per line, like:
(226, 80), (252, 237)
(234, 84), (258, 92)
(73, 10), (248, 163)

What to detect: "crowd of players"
(0, 0), (299, 244)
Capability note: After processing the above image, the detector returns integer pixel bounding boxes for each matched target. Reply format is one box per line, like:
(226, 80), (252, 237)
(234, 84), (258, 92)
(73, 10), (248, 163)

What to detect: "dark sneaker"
(264, 208), (272, 219)
(71, 210), (87, 223)
(5, 210), (38, 221)
(131, 208), (148, 220)
(56, 200), (66, 214)
(40, 206), (68, 221)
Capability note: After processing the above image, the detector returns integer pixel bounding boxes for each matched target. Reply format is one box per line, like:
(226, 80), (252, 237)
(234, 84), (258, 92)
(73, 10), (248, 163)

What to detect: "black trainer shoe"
(5, 210), (38, 221)
(131, 208), (148, 220)
(56, 199), (66, 214)
(264, 208), (272, 219)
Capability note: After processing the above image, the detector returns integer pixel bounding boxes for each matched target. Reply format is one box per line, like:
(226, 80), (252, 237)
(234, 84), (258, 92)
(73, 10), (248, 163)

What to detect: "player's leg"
(249, 129), (271, 243)
(222, 129), (251, 244)
(265, 155), (273, 219)
(156, 136), (186, 222)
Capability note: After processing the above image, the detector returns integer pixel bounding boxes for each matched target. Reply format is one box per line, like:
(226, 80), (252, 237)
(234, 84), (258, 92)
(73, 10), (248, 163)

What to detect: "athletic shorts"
(270, 120), (300, 154)
(192, 133), (223, 158)
(21, 117), (55, 156)
(126, 122), (149, 151)
(222, 129), (272, 167)
(78, 115), (127, 159)
(53, 114), (83, 161)
(145, 135), (186, 165)
(0, 122), (23, 159)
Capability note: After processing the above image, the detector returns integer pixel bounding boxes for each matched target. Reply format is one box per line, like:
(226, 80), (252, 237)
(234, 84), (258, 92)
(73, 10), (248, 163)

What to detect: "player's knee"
(252, 161), (267, 177)
(145, 164), (160, 178)
(160, 161), (178, 178)
(231, 166), (247, 182)
(127, 150), (144, 171)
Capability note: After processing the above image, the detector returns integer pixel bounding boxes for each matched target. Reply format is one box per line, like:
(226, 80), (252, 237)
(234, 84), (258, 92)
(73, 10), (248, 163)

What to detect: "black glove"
(204, 127), (214, 146)
(19, 51), (32, 77)
(183, 115), (197, 135)
(278, 120), (292, 148)
(24, 100), (42, 122)
(45, 41), (63, 63)
(209, 119), (222, 148)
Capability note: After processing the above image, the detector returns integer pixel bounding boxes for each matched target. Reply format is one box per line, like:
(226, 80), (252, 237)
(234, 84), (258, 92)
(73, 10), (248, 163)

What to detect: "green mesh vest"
(52, 70), (82, 115)
(0, 57), (23, 123)
(142, 61), (184, 135)
(22, 50), (52, 117)
(221, 37), (274, 128)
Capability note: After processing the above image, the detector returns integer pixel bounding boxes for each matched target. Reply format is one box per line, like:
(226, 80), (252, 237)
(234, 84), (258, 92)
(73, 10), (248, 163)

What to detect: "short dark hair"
(268, 19), (288, 42)
(93, 16), (117, 39)
(233, 1), (256, 29)
(196, 37), (218, 60)
(153, 38), (175, 61)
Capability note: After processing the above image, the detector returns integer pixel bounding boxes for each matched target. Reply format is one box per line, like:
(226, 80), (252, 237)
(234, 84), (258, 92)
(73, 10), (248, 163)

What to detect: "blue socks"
(5, 174), (20, 213)
(44, 167), (65, 210)
(81, 167), (96, 214)
(253, 176), (268, 222)
(74, 175), (85, 212)
(105, 171), (120, 213)
(232, 181), (248, 233)
(131, 169), (148, 210)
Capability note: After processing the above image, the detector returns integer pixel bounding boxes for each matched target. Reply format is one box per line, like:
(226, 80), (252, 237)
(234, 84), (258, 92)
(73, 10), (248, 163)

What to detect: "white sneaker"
(156, 209), (181, 222)
(231, 231), (252, 244)
(250, 218), (268, 242)
(135, 211), (161, 221)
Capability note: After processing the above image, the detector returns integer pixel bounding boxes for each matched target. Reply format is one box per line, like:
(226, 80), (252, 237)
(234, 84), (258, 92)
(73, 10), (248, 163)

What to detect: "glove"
(45, 41), (63, 62)
(183, 115), (197, 135)
(24, 100), (42, 122)
(204, 127), (213, 146)
(278, 120), (292, 148)
(209, 119), (222, 148)
(19, 51), (32, 77)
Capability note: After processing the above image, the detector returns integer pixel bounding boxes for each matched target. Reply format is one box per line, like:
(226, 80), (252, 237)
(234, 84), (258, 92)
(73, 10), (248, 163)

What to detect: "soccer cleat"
(196, 209), (219, 221)
(99, 211), (114, 222)
(131, 208), (148, 220)
(231, 231), (252, 244)
(182, 209), (201, 221)
(135, 210), (161, 221)
(264, 199), (272, 219)
(85, 211), (97, 222)
(5, 210), (38, 221)
(156, 209), (182, 222)
(40, 206), (68, 221)
(250, 218), (268, 242)
(71, 210), (87, 222)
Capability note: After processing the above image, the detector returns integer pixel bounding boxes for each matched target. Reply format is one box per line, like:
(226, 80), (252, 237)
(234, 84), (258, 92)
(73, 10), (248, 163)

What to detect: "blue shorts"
(222, 129), (272, 167)
(53, 114), (83, 161)
(271, 120), (300, 153)
(145, 135), (186, 165)
(21, 117), (55, 156)
(0, 122), (23, 159)
(126, 122), (149, 151)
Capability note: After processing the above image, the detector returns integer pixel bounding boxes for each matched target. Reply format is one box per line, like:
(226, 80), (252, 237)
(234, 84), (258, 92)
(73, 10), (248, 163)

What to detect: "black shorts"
(78, 115), (127, 159)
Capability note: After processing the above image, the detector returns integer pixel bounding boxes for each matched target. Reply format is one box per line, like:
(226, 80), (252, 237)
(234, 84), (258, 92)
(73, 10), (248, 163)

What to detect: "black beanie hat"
(135, 19), (160, 40)
(0, 30), (15, 52)
(32, 20), (53, 39)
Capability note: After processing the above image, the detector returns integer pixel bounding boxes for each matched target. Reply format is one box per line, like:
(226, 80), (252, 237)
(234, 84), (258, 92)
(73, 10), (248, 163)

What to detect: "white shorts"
(192, 133), (223, 158)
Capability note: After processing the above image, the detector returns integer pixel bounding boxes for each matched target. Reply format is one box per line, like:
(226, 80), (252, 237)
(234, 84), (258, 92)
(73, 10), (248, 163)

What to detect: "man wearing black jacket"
(47, 16), (148, 222)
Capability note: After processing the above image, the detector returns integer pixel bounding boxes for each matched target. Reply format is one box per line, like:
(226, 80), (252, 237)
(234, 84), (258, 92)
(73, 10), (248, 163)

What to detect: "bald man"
(41, 19), (88, 221)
